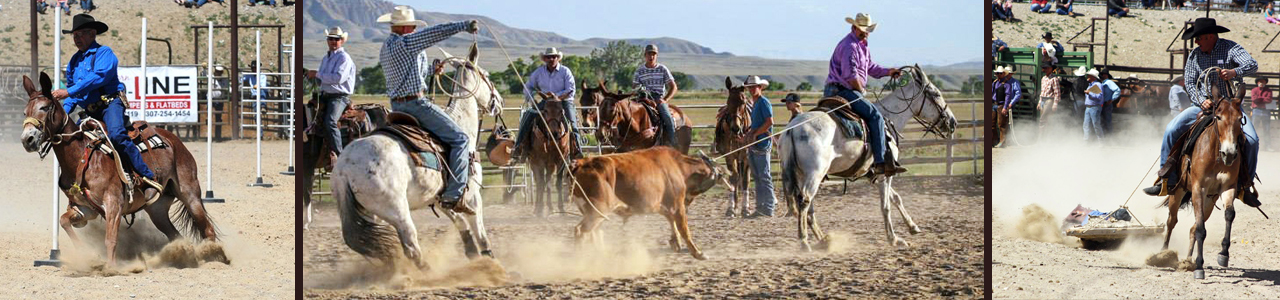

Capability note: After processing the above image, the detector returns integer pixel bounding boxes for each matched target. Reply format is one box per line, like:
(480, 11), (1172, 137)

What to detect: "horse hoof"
(893, 238), (910, 247)
(800, 242), (813, 252)
(724, 209), (736, 218)
(691, 252), (706, 260)
(909, 226), (923, 235)
(1194, 269), (1205, 279)
(1218, 254), (1229, 268)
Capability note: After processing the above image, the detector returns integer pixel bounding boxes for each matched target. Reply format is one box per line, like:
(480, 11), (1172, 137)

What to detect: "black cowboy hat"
(1099, 68), (1113, 79)
(61, 14), (108, 35)
(1182, 18), (1230, 40)
(1257, 77), (1269, 84)
(1042, 32), (1054, 40)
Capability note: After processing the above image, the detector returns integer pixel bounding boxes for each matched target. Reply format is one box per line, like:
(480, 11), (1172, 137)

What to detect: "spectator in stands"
(993, 0), (1015, 21)
(80, 0), (94, 12)
(1266, 2), (1280, 24)
(1253, 77), (1273, 150)
(1169, 75), (1189, 116)
(37, 0), (48, 14)
(1107, 0), (1129, 17)
(57, 0), (70, 15)
(1031, 0), (1054, 13)
(178, 0), (226, 8)
(1056, 0), (1077, 16)
(1039, 32), (1063, 65)
(992, 36), (1009, 60)
(1141, 0), (1158, 9)
(249, 0), (277, 6)
(1084, 68), (1105, 142)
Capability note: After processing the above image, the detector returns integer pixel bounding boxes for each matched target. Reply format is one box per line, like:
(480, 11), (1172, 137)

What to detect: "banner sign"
(118, 66), (198, 123)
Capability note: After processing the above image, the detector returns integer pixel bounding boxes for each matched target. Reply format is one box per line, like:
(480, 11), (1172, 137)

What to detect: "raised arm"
(401, 21), (468, 54)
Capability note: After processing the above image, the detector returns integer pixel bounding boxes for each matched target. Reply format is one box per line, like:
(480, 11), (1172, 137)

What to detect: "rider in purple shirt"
(824, 13), (906, 176)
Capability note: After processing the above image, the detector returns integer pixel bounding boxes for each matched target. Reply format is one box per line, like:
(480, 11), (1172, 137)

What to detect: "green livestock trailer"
(995, 47), (1094, 121)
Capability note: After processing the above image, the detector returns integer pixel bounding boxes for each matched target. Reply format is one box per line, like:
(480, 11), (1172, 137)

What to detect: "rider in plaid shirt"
(1144, 18), (1262, 209)
(378, 5), (479, 214)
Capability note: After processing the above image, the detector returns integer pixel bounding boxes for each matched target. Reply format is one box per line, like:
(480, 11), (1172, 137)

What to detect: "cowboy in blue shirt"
(512, 47), (583, 161)
(740, 76), (777, 218)
(51, 14), (161, 201)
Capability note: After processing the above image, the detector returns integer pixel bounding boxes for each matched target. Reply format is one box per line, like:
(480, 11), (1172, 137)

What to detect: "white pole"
(281, 36), (294, 175)
(140, 19), (147, 121)
(203, 22), (224, 202)
(37, 4), (64, 268)
(248, 30), (270, 187)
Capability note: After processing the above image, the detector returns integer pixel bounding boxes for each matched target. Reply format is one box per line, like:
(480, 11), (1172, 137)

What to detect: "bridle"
(434, 56), (503, 118)
(878, 66), (952, 139)
(23, 95), (71, 159)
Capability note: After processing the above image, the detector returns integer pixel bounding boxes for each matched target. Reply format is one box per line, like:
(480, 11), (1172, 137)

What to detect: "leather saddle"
(1160, 112), (1241, 188)
(82, 118), (170, 155)
(811, 97), (866, 140)
(372, 112), (446, 170)
(633, 97), (667, 140)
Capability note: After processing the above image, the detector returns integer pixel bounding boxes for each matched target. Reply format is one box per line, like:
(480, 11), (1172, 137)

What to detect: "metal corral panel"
(996, 48), (1094, 121)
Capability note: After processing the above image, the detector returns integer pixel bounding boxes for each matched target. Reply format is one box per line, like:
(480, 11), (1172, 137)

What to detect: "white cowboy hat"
(1128, 73), (1139, 79)
(1086, 68), (1100, 78)
(993, 66), (1005, 74)
(845, 13), (877, 33)
(540, 47), (563, 57)
(743, 75), (770, 87)
(377, 5), (428, 27)
(325, 27), (348, 40)
(1073, 66), (1087, 77)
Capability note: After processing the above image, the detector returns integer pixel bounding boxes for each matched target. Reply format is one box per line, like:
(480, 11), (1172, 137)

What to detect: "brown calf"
(569, 147), (722, 259)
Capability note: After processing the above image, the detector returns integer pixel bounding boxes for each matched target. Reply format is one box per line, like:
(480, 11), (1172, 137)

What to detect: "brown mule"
(1160, 85), (1246, 280)
(20, 73), (223, 266)
(595, 86), (693, 154)
(528, 94), (573, 217)
(713, 77), (753, 218)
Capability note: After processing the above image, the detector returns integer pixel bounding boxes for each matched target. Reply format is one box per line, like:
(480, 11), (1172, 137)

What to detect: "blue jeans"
(88, 99), (155, 179)
(319, 93), (349, 155)
(749, 146), (776, 215)
(1160, 106), (1258, 184)
(390, 98), (471, 200)
(993, 4), (1013, 19)
(824, 84), (888, 163)
(1031, 3), (1053, 13)
(640, 91), (677, 147)
(1108, 8), (1128, 17)
(514, 100), (582, 152)
(1057, 5), (1073, 15)
(80, 0), (93, 10)
(1102, 101), (1115, 135)
(1083, 106), (1103, 141)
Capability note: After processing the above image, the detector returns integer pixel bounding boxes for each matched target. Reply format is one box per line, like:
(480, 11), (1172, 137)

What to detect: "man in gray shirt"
(1168, 76), (1190, 116)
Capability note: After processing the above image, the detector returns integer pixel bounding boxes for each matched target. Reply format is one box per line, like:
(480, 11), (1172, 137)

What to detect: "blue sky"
(397, 0), (983, 65)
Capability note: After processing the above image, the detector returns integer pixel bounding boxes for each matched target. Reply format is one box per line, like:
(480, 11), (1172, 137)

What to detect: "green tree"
(796, 82), (813, 91)
(590, 41), (643, 90)
(766, 81), (786, 91)
(356, 65), (385, 95)
(671, 71), (695, 90)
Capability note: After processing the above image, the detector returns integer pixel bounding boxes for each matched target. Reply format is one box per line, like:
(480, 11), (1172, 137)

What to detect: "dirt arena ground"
(993, 120), (1280, 298)
(0, 140), (295, 299)
(303, 176), (984, 299)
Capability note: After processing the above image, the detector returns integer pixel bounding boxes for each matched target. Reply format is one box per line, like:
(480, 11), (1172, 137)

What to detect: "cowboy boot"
(1240, 182), (1262, 208)
(870, 162), (909, 176)
(139, 177), (163, 204)
(440, 196), (476, 215)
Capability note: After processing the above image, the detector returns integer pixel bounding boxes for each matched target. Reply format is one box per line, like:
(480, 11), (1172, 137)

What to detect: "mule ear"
(725, 77), (733, 90)
(39, 72), (53, 99)
(582, 80), (590, 91)
(467, 42), (479, 64)
(22, 75), (37, 99)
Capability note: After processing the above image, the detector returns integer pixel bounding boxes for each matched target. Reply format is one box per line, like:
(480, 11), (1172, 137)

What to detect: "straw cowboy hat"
(1086, 68), (1100, 78)
(845, 13), (877, 33)
(377, 5), (428, 27)
(62, 13), (108, 34)
(1073, 66), (1088, 77)
(325, 27), (348, 40)
(744, 75), (770, 87)
(1182, 17), (1230, 40)
(540, 47), (563, 57)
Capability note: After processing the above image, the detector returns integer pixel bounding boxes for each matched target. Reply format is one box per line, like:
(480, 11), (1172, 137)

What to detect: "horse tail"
(170, 186), (219, 240)
(781, 129), (800, 202)
(334, 177), (399, 262)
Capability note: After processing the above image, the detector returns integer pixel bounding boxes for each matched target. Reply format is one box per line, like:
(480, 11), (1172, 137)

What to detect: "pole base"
(247, 177), (274, 188)
(202, 190), (225, 203)
(279, 166), (295, 176)
(34, 249), (61, 268)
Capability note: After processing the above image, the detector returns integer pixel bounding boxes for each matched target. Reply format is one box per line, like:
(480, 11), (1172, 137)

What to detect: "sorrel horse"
(529, 94), (572, 217)
(20, 73), (224, 266)
(1160, 81), (1248, 280)
(714, 77), (753, 217)
(596, 86), (693, 154)
(332, 45), (500, 267)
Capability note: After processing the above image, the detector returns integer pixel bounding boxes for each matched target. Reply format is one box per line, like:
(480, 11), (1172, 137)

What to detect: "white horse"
(780, 64), (957, 251)
(331, 45), (503, 268)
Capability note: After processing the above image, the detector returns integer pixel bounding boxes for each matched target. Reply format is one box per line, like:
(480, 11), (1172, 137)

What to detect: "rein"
(877, 66), (951, 139)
